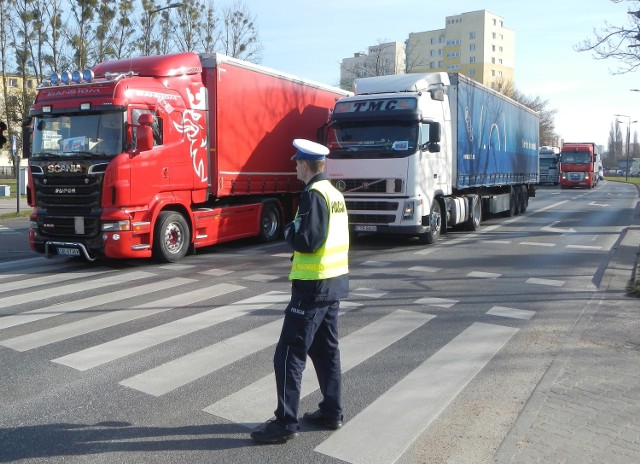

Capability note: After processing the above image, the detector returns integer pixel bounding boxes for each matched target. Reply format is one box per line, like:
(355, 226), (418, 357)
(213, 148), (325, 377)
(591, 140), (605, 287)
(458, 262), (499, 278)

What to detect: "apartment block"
(407, 10), (515, 90)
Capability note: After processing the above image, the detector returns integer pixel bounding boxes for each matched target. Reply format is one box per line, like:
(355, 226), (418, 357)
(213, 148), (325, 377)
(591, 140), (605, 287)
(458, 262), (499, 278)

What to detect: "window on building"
(469, 31), (476, 39)
(470, 44), (476, 51)
(430, 62), (435, 69)
(430, 50), (435, 57)
(470, 68), (476, 76)
(430, 37), (435, 44)
(492, 32), (496, 39)
(438, 61), (443, 67)
(438, 49), (442, 55)
(492, 45), (496, 52)
(470, 56), (476, 63)
(491, 57), (496, 64)
(500, 20), (504, 27)
(491, 70), (496, 76)
(9, 78), (18, 88)
(499, 59), (503, 65)
(493, 19), (497, 26)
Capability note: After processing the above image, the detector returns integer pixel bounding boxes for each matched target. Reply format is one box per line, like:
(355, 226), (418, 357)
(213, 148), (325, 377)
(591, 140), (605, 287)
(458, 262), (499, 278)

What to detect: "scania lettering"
(325, 73), (539, 244)
(24, 52), (349, 262)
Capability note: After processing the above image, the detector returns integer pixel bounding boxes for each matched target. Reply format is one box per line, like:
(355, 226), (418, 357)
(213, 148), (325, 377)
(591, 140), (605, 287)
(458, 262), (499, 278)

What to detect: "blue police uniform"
(251, 139), (349, 443)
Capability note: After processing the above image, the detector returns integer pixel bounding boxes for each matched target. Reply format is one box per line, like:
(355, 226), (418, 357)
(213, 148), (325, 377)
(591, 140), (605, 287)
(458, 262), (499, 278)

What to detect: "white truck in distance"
(325, 73), (540, 244)
(538, 146), (561, 185)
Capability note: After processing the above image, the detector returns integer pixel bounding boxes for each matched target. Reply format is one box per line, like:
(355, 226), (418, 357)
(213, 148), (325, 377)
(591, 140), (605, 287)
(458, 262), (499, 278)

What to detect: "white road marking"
(526, 277), (565, 287)
(0, 272), (171, 331)
(52, 288), (281, 371)
(486, 306), (535, 320)
(467, 271), (501, 279)
(408, 266), (440, 273)
(413, 296), (458, 308)
(519, 241), (556, 247)
(314, 322), (518, 464)
(2, 282), (239, 352)
(203, 309), (433, 428)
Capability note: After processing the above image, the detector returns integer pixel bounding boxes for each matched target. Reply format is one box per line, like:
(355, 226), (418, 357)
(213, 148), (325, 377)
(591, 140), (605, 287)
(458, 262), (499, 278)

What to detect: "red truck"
(23, 52), (349, 262)
(559, 142), (600, 189)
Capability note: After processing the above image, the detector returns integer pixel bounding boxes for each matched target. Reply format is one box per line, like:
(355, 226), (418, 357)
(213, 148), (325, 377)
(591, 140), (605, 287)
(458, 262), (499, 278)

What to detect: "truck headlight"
(402, 201), (415, 219)
(101, 220), (131, 232)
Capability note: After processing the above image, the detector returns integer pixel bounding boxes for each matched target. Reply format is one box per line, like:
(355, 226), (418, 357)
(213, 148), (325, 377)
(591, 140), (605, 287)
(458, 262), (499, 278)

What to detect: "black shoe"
(302, 410), (343, 430)
(251, 419), (298, 444)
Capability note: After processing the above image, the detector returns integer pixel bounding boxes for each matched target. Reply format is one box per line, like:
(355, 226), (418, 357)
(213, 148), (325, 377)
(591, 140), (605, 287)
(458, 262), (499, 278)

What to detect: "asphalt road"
(0, 180), (636, 463)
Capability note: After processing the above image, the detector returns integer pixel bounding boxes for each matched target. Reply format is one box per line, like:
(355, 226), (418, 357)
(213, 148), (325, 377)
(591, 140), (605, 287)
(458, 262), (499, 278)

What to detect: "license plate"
(354, 225), (377, 232)
(57, 247), (81, 256)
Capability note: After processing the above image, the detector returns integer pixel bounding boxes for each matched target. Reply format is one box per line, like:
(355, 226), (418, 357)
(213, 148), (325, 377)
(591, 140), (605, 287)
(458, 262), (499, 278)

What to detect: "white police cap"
(291, 138), (329, 161)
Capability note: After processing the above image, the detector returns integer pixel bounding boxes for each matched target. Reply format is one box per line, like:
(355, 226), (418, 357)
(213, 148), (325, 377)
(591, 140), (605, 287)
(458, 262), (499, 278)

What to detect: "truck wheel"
(418, 199), (441, 244)
(153, 211), (190, 262)
(258, 202), (282, 242)
(464, 195), (482, 231)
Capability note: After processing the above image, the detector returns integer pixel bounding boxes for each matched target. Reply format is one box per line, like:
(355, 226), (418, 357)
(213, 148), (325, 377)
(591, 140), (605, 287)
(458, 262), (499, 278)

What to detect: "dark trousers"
(273, 299), (342, 431)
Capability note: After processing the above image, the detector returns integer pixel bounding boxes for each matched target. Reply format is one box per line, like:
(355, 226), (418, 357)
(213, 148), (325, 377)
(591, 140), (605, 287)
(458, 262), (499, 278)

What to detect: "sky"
(240, 0), (639, 150)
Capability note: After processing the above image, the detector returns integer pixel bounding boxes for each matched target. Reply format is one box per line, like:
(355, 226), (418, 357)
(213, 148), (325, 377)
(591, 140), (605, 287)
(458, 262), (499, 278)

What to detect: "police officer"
(251, 139), (349, 444)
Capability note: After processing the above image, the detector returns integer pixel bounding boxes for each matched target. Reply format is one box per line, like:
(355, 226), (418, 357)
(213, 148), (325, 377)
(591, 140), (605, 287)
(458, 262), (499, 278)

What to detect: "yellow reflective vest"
(289, 180), (349, 280)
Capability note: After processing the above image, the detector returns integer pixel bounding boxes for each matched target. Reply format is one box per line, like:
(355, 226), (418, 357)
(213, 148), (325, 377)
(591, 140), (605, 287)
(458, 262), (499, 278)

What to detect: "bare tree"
(221, 0), (262, 62)
(111, 0), (137, 60)
(608, 120), (624, 165)
(575, 0), (640, 73)
(340, 40), (405, 91)
(175, 0), (205, 52)
(498, 84), (558, 146)
(68, 0), (100, 69)
(200, 0), (220, 53)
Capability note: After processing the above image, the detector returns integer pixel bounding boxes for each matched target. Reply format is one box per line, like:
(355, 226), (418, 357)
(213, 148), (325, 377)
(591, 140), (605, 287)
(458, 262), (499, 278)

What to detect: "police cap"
(291, 138), (329, 161)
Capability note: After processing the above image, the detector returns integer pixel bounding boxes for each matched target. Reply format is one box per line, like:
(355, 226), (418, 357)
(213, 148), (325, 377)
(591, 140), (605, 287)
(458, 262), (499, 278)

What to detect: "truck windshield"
(560, 151), (591, 164)
(539, 158), (557, 167)
(327, 121), (418, 158)
(31, 112), (125, 158)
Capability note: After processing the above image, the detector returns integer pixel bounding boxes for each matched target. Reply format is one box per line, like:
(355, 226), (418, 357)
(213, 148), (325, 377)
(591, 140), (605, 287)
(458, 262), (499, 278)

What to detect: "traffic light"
(0, 121), (7, 149)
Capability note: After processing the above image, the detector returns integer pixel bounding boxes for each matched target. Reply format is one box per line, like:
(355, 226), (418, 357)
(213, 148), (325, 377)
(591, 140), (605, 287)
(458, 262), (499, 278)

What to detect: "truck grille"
(33, 174), (104, 238)
(346, 200), (398, 211)
(332, 178), (403, 194)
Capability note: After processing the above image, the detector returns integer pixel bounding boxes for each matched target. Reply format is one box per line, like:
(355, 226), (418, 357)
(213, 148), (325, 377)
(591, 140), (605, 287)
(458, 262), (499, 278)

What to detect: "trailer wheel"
(418, 199), (441, 244)
(258, 202), (282, 242)
(520, 185), (529, 213)
(464, 195), (482, 231)
(153, 211), (190, 262)
(505, 187), (517, 217)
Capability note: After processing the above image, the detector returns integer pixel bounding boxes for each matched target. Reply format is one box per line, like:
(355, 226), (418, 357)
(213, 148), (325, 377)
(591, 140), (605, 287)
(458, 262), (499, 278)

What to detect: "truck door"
(129, 108), (168, 202)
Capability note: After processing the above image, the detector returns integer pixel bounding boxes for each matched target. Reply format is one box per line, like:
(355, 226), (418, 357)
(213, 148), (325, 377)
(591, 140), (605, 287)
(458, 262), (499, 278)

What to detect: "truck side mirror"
(135, 113), (154, 152)
(22, 117), (32, 159)
(428, 121), (441, 152)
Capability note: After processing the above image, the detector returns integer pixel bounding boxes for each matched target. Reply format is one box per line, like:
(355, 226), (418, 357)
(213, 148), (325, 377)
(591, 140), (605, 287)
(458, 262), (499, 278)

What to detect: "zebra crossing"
(0, 255), (537, 464)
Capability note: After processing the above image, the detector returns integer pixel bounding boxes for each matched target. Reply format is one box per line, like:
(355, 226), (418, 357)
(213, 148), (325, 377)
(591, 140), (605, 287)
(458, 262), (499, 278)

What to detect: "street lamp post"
(614, 114), (637, 181)
(145, 3), (183, 56)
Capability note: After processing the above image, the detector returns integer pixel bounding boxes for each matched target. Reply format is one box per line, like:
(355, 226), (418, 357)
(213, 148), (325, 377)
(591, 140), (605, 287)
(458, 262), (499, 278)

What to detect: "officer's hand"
(284, 222), (295, 240)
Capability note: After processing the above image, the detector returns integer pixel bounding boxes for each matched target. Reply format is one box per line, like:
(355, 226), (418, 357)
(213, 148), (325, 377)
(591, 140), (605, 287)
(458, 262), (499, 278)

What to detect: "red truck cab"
(559, 142), (599, 189)
(24, 52), (348, 262)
